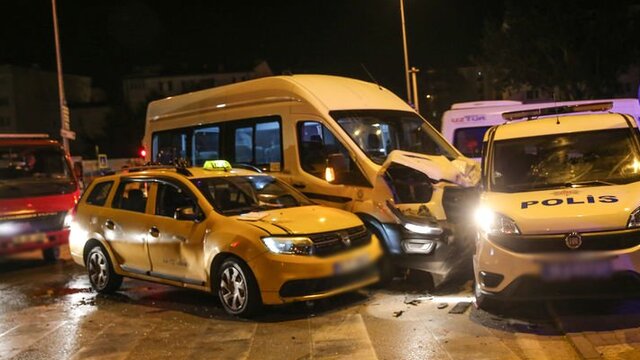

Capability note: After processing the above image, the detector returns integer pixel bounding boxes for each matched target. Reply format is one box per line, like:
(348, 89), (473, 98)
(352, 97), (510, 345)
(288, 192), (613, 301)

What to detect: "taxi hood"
(482, 183), (640, 234)
(231, 205), (363, 236)
(378, 150), (480, 188)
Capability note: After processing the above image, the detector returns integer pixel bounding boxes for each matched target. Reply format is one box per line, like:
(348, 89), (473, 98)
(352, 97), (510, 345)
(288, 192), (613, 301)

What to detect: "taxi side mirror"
(174, 206), (199, 221)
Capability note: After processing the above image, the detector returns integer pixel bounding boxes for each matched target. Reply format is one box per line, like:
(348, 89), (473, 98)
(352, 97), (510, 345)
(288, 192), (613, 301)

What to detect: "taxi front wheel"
(87, 246), (123, 293)
(217, 258), (262, 317)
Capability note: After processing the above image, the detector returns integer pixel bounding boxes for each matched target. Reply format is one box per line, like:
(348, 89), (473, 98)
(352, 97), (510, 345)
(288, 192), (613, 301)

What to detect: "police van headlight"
(261, 236), (314, 255)
(627, 207), (640, 228)
(474, 207), (520, 235)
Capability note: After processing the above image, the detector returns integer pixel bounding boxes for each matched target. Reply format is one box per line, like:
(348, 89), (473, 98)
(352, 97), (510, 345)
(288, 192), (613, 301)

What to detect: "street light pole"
(399, 0), (411, 105)
(51, 0), (71, 153)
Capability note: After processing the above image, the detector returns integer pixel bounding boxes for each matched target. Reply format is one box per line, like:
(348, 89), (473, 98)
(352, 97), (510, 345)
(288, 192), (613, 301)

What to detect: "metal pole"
(399, 0), (411, 104)
(51, 0), (70, 153)
(410, 67), (420, 112)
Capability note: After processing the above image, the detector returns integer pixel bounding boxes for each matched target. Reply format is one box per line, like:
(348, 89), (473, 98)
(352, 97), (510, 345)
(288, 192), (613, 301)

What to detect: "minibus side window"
(152, 130), (188, 164)
(297, 121), (370, 187)
(453, 126), (490, 158)
(234, 127), (254, 163)
(193, 126), (220, 166)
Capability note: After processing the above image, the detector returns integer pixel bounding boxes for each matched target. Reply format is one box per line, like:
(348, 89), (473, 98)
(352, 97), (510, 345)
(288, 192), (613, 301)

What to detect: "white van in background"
(441, 99), (640, 161)
(143, 74), (480, 285)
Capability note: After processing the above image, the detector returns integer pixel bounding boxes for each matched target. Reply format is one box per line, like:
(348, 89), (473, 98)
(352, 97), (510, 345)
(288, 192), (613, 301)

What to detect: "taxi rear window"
(85, 181), (113, 206)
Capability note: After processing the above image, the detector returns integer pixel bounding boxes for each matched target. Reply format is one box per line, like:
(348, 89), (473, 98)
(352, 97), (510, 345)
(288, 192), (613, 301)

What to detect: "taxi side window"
(155, 182), (198, 218)
(86, 181), (113, 206)
(112, 180), (151, 213)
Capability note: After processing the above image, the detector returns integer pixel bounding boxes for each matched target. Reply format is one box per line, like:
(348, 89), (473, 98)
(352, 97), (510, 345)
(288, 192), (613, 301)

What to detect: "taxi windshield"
(191, 175), (312, 215)
(331, 110), (459, 164)
(490, 128), (640, 193)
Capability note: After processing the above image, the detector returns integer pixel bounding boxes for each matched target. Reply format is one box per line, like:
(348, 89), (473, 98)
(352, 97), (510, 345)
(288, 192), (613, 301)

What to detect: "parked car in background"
(441, 98), (640, 162)
(0, 134), (80, 260)
(69, 161), (382, 317)
(473, 103), (640, 310)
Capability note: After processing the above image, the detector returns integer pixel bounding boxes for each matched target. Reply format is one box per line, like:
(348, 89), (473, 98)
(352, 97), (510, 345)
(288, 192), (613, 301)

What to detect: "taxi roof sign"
(203, 160), (232, 171)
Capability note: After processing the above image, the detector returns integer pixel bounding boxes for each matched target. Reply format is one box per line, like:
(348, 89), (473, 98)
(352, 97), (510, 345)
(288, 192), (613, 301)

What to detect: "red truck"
(0, 134), (80, 260)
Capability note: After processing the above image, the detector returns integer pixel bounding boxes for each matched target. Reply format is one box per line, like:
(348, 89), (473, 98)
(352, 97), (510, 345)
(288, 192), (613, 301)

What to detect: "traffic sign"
(98, 154), (108, 169)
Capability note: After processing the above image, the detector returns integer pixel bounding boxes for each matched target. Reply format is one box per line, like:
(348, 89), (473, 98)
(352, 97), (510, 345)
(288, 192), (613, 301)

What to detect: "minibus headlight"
(261, 236), (315, 255)
(628, 206), (640, 228)
(474, 207), (520, 235)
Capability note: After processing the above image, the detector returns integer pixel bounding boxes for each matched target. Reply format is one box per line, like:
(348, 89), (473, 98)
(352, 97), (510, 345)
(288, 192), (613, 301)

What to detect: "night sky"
(0, 1), (501, 99)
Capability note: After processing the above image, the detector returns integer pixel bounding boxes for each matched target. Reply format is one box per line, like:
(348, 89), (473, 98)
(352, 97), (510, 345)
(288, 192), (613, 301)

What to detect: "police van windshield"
(490, 128), (640, 193)
(331, 110), (459, 164)
(191, 175), (312, 216)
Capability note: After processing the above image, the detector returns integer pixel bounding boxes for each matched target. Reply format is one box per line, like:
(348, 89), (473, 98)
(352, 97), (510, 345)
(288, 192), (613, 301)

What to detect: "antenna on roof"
(361, 63), (382, 90)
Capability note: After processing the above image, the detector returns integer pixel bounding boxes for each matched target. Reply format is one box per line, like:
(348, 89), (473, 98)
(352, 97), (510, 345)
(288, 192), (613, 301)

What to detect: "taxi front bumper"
(249, 236), (383, 305)
(475, 228), (640, 299)
(0, 229), (69, 256)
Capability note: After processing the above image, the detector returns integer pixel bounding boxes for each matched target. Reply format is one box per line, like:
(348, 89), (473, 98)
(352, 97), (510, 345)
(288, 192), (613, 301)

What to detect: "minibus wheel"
(217, 257), (262, 317)
(86, 245), (123, 293)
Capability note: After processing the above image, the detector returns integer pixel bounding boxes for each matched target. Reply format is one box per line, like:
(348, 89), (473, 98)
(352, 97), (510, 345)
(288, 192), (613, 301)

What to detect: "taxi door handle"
(149, 226), (160, 238)
(105, 219), (115, 230)
(292, 182), (306, 189)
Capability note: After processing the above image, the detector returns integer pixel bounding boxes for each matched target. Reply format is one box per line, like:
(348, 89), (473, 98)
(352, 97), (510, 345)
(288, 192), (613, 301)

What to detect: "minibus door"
(293, 120), (369, 210)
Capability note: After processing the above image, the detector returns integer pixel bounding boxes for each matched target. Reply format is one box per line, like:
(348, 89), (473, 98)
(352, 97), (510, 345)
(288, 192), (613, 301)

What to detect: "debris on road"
(437, 303), (448, 310)
(393, 310), (404, 317)
(448, 301), (472, 314)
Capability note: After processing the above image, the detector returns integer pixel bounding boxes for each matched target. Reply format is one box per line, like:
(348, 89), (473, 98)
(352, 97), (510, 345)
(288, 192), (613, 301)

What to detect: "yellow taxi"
(69, 161), (382, 316)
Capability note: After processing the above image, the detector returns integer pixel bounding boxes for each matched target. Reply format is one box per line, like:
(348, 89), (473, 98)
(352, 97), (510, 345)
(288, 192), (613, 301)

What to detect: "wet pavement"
(2, 248), (640, 359)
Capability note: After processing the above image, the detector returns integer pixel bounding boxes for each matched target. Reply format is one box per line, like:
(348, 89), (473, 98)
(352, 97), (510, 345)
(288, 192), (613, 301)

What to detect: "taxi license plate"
(12, 233), (47, 245)
(333, 254), (370, 275)
(542, 260), (613, 281)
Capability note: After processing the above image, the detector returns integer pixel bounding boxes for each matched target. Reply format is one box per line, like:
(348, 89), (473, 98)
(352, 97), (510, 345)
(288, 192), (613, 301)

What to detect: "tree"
(476, 1), (640, 100)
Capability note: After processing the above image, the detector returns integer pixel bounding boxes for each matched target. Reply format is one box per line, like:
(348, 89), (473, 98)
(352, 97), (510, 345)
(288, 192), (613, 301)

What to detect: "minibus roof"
(147, 75), (415, 122)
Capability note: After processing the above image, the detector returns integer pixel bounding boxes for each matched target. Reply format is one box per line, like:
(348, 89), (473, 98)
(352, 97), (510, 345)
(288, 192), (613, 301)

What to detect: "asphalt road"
(1, 248), (640, 359)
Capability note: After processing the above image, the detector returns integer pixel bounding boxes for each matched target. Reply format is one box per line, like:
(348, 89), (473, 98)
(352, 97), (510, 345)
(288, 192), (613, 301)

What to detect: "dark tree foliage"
(476, 1), (640, 100)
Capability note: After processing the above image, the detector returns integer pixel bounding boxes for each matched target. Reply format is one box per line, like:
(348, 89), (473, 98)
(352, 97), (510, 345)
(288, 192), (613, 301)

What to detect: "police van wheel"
(86, 246), (122, 293)
(217, 258), (262, 317)
(42, 247), (60, 262)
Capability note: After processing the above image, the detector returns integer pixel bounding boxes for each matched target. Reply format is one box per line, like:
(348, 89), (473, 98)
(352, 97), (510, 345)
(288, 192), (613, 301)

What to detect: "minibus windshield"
(192, 175), (313, 216)
(331, 110), (459, 164)
(490, 128), (640, 193)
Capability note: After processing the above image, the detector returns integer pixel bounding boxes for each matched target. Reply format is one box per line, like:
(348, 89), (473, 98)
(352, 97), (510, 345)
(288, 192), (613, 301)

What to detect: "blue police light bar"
(502, 101), (614, 121)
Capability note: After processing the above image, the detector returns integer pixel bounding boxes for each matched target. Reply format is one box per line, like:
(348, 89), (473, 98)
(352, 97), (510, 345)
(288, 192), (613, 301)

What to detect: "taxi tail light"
(64, 205), (78, 228)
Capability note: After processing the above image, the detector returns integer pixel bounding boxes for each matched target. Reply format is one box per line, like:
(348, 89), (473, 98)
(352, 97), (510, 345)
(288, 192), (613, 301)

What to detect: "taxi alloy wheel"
(87, 246), (122, 293)
(217, 258), (262, 317)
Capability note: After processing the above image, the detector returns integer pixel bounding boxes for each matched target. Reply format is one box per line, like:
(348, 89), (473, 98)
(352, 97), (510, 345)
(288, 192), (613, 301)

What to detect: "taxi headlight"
(628, 207), (640, 228)
(261, 236), (314, 255)
(474, 207), (520, 235)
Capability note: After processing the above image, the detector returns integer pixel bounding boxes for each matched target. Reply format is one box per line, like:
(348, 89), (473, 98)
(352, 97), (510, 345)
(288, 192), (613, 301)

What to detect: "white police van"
(473, 102), (640, 309)
(441, 99), (640, 161)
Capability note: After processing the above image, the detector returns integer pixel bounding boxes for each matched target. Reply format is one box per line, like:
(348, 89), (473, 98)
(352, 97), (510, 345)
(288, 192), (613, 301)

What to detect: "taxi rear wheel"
(87, 245), (122, 293)
(217, 258), (262, 317)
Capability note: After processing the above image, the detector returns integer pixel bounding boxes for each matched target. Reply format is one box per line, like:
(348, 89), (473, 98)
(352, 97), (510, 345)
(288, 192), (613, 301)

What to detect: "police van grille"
(442, 187), (478, 223)
(308, 226), (371, 256)
(490, 231), (640, 253)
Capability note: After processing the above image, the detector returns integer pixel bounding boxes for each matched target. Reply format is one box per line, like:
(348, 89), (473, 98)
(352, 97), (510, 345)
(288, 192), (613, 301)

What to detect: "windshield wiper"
(564, 180), (616, 187)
